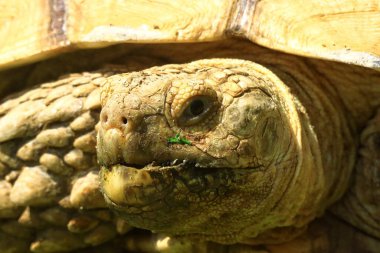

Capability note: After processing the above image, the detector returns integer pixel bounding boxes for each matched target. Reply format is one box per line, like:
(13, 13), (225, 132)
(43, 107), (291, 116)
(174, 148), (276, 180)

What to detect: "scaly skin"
(0, 40), (379, 252)
(0, 70), (129, 253)
(98, 59), (354, 244)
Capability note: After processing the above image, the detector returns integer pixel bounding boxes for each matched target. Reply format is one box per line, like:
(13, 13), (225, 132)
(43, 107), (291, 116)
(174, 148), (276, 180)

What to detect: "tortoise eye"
(189, 99), (204, 116)
(177, 96), (214, 126)
(166, 81), (220, 130)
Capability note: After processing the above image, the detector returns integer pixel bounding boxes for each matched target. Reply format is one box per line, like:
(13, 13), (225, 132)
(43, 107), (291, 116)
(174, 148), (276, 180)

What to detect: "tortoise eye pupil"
(175, 95), (217, 127)
(190, 99), (205, 116)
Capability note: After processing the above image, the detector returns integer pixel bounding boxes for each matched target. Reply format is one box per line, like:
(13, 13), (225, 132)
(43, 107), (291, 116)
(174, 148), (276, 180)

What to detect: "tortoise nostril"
(101, 111), (130, 130)
(102, 113), (108, 123)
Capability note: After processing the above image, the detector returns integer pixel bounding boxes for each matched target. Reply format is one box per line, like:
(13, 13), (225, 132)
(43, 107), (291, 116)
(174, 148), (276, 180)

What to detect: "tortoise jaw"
(99, 160), (260, 237)
(100, 160), (262, 209)
(100, 163), (180, 207)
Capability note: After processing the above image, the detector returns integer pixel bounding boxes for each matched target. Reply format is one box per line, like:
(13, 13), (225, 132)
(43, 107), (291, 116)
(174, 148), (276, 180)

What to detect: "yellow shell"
(0, 0), (379, 70)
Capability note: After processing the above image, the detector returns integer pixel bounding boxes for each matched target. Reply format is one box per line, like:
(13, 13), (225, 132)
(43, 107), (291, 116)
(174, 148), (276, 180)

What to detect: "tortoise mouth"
(100, 160), (260, 209)
(99, 161), (270, 241)
(100, 161), (188, 208)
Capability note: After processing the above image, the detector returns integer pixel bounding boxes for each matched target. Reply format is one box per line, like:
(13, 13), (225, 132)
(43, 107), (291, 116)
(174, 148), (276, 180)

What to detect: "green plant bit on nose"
(168, 133), (192, 145)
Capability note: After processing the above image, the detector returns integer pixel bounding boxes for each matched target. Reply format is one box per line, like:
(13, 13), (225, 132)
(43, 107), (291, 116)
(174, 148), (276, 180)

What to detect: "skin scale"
(98, 57), (371, 246)
(98, 58), (350, 244)
(0, 40), (379, 253)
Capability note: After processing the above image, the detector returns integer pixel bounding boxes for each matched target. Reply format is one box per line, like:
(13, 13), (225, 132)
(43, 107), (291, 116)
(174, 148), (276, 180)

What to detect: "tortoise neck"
(307, 59), (380, 130)
(272, 62), (357, 210)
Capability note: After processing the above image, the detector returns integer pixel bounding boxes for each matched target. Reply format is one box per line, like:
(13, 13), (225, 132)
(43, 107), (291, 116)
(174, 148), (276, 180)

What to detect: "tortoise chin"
(100, 162), (265, 243)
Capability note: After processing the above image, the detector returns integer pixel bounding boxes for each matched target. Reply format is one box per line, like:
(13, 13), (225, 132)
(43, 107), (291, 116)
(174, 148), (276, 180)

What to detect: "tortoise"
(0, 1), (379, 253)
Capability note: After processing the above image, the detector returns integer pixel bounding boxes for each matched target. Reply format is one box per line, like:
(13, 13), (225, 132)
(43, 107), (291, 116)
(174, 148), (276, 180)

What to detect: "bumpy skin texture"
(0, 71), (128, 253)
(98, 59), (355, 244)
(98, 57), (380, 249)
(0, 67), (191, 253)
(0, 40), (380, 253)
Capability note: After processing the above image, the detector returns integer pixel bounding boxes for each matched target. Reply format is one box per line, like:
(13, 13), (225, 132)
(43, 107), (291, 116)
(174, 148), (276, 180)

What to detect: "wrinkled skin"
(98, 59), (355, 244)
(0, 40), (379, 253)
(98, 60), (300, 243)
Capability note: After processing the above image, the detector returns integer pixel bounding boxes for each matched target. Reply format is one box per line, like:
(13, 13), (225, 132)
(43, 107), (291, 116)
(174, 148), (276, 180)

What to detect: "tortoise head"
(97, 59), (328, 244)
